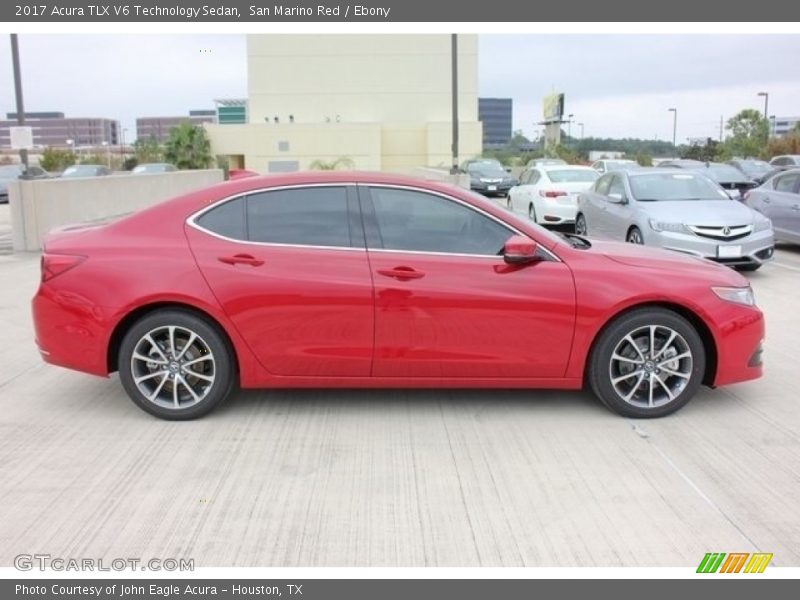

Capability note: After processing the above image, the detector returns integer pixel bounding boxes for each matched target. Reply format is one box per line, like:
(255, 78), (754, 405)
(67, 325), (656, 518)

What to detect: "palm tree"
(164, 123), (213, 169)
(308, 157), (355, 170)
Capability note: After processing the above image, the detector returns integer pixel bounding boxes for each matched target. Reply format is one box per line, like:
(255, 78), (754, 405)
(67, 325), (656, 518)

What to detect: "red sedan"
(32, 172), (764, 420)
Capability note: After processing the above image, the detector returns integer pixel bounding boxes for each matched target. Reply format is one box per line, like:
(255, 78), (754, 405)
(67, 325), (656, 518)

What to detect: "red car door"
(360, 185), (576, 378)
(185, 185), (374, 377)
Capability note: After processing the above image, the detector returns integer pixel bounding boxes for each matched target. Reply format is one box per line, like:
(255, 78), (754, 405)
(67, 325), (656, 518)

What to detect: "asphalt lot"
(0, 202), (798, 567)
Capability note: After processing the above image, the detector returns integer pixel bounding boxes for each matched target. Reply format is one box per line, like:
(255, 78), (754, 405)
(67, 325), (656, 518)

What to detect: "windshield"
(468, 161), (506, 177)
(62, 166), (99, 177)
(736, 160), (771, 177)
(606, 160), (638, 171)
(705, 164), (750, 183)
(629, 173), (729, 201)
(0, 165), (23, 179)
(547, 169), (599, 183)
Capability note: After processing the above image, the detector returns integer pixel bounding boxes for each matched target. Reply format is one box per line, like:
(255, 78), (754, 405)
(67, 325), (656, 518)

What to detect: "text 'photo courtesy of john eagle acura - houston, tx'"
(30, 171), (765, 420)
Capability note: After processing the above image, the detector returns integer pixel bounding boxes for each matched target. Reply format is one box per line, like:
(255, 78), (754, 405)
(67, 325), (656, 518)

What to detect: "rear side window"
(774, 173), (800, 193)
(194, 186), (352, 247)
(195, 196), (246, 240)
(246, 187), (351, 247)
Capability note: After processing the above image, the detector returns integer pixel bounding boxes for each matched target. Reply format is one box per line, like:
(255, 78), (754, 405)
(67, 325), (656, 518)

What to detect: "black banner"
(4, 0), (800, 22)
(4, 579), (799, 600)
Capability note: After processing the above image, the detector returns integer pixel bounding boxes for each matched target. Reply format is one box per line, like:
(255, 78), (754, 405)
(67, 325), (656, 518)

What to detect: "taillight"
(41, 254), (85, 282)
(539, 190), (567, 198)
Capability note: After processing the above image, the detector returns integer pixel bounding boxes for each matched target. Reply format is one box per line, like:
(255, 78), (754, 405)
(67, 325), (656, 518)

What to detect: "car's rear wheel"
(627, 226), (644, 244)
(118, 310), (235, 420)
(506, 195), (512, 209)
(575, 213), (587, 235)
(528, 203), (537, 222)
(588, 308), (706, 418)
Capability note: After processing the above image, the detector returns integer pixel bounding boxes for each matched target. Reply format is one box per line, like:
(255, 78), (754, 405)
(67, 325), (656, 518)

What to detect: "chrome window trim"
(186, 181), (560, 262)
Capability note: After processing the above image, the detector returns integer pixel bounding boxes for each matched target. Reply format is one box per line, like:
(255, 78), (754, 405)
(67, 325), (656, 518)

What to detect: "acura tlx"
(32, 172), (764, 420)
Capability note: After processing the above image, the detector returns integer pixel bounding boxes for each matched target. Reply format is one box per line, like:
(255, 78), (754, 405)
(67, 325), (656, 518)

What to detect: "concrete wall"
(9, 170), (224, 252)
(410, 167), (470, 190)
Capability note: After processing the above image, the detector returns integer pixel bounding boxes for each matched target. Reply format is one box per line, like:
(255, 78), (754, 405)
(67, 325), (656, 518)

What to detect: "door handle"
(218, 253), (264, 267)
(762, 198), (771, 204)
(376, 266), (425, 281)
(792, 205), (800, 211)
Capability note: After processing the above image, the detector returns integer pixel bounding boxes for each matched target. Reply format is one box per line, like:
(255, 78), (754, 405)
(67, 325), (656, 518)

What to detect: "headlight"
(649, 219), (687, 233)
(754, 218), (772, 232)
(712, 286), (755, 307)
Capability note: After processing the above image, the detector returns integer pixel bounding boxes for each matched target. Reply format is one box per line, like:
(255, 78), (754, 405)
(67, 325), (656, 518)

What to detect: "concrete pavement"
(0, 204), (798, 567)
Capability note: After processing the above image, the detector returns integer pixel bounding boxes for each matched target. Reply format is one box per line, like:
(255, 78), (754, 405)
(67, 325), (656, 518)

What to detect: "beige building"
(205, 34), (482, 173)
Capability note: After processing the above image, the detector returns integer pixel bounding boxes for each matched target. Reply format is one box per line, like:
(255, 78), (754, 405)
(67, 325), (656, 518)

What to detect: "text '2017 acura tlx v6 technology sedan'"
(32, 172), (764, 420)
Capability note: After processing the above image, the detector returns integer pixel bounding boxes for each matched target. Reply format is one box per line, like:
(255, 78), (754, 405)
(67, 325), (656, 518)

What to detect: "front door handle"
(377, 266), (425, 281)
(762, 198), (771, 204)
(218, 253), (264, 267)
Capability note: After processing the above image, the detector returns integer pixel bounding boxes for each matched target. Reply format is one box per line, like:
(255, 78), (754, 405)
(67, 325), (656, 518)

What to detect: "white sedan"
(507, 165), (599, 226)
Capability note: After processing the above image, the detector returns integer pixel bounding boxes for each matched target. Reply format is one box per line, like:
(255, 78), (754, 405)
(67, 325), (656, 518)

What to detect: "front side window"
(595, 174), (613, 195)
(608, 175), (627, 199)
(368, 187), (512, 256)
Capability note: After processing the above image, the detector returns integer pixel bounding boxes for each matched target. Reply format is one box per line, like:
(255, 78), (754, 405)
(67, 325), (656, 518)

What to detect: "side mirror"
(503, 235), (539, 265)
(608, 192), (627, 204)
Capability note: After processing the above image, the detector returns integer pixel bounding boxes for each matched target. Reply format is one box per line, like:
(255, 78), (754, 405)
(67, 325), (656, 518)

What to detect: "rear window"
(547, 169), (599, 183)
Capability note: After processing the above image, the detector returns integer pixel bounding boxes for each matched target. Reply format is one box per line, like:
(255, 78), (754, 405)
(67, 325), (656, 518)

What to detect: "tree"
(134, 135), (164, 164)
(40, 147), (77, 172)
(724, 109), (768, 158)
(308, 157), (355, 170)
(164, 123), (213, 169)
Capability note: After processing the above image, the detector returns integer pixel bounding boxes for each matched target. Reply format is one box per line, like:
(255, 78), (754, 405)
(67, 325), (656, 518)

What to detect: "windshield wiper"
(559, 232), (591, 249)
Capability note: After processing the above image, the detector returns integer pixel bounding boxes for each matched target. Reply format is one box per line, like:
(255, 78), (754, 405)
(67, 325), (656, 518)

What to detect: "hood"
(637, 199), (757, 227)
(586, 238), (748, 285)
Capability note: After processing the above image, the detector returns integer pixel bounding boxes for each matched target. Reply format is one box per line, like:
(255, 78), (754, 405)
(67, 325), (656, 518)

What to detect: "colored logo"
(697, 552), (773, 573)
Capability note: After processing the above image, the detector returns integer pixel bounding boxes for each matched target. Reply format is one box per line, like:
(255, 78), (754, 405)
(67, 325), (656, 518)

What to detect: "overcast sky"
(0, 34), (798, 143)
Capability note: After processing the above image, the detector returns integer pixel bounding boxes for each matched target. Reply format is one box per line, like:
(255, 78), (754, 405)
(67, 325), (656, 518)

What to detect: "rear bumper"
(32, 284), (112, 377)
(536, 200), (578, 224)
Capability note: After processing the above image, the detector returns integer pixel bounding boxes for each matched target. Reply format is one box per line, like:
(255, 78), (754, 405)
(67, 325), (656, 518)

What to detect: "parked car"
(461, 159), (518, 197)
(727, 159), (773, 183)
(769, 155), (800, 168)
(0, 164), (50, 203)
(591, 159), (640, 174)
(745, 168), (800, 245)
(526, 158), (567, 168)
(60, 164), (112, 178)
(508, 165), (599, 225)
(228, 168), (259, 180)
(132, 163), (177, 174)
(660, 159), (756, 200)
(33, 171), (764, 420)
(576, 169), (774, 271)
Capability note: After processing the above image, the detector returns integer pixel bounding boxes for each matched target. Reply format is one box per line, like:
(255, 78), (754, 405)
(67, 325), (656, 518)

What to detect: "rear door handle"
(377, 266), (425, 281)
(792, 205), (800, 211)
(218, 253), (264, 267)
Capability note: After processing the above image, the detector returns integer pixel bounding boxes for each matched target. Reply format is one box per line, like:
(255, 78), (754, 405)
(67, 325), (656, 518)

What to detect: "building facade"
(773, 116), (800, 137)
(478, 98), (513, 148)
(0, 112), (118, 148)
(136, 110), (216, 142)
(205, 34), (482, 172)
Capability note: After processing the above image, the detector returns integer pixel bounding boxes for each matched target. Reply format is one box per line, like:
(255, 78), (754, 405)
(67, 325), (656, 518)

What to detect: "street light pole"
(757, 92), (769, 139)
(579, 123), (584, 139)
(450, 33), (459, 174)
(668, 108), (677, 157)
(567, 113), (574, 140)
(10, 34), (29, 171)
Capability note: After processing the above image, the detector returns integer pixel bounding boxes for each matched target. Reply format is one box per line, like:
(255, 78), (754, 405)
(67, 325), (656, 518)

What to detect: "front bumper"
(647, 228), (774, 268)
(471, 182), (515, 196)
(712, 301), (764, 387)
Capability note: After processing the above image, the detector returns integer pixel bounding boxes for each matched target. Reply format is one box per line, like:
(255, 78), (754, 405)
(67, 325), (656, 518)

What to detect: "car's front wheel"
(627, 226), (644, 244)
(118, 310), (235, 420)
(588, 308), (706, 418)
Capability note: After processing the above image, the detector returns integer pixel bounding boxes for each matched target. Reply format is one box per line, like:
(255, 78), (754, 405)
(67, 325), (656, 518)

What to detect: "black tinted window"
(775, 173), (800, 193)
(196, 196), (246, 240)
(247, 187), (351, 247)
(369, 187), (511, 256)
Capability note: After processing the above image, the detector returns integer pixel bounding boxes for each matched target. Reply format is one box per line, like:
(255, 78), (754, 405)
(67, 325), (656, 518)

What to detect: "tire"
(528, 203), (537, 223)
(506, 195), (512, 209)
(118, 309), (235, 420)
(587, 308), (706, 418)
(736, 263), (762, 272)
(575, 213), (587, 235)
(627, 226), (644, 244)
